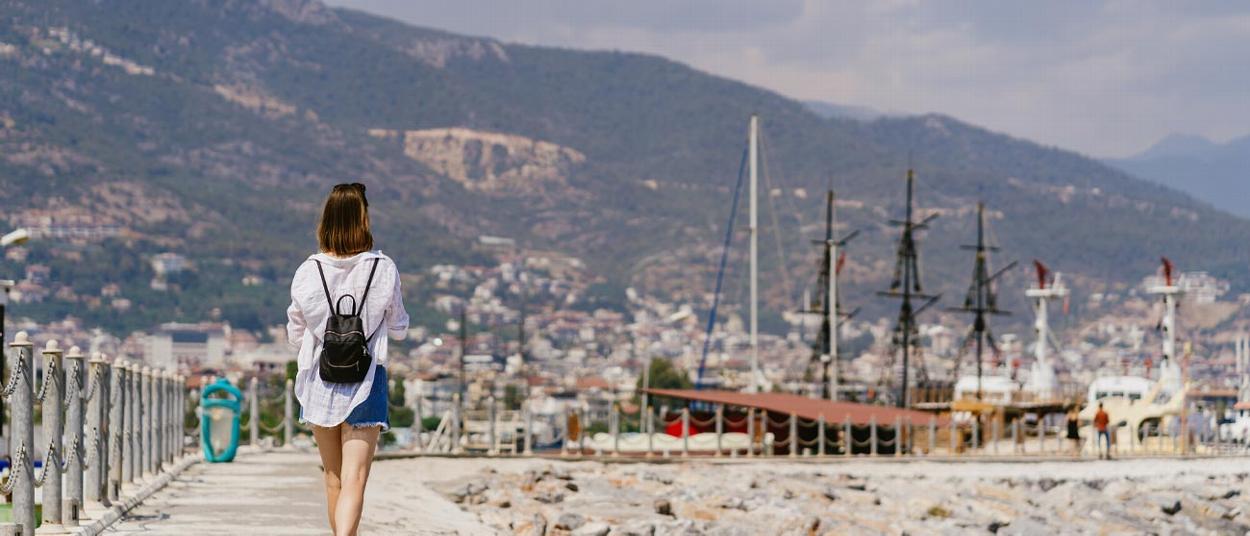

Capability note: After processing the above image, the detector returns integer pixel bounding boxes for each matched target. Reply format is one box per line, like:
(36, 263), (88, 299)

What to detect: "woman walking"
(287, 183), (409, 535)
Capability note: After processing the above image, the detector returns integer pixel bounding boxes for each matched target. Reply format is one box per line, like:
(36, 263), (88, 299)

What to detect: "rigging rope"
(696, 146), (749, 388)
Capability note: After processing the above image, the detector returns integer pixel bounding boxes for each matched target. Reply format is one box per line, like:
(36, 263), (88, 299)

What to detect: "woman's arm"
(386, 269), (410, 339)
(286, 266), (308, 349)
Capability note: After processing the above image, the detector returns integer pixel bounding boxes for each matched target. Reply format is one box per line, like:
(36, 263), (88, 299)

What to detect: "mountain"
(3, 0), (1249, 335)
(804, 100), (884, 122)
(1106, 133), (1250, 218)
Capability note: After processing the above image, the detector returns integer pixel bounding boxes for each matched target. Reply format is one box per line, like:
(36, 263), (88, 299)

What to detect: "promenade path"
(105, 449), (497, 535)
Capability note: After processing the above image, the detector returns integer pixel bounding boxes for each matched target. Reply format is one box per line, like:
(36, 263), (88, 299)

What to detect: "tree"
(635, 358), (693, 410)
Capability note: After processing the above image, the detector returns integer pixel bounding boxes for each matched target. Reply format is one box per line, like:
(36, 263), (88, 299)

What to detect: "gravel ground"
(377, 455), (1250, 535)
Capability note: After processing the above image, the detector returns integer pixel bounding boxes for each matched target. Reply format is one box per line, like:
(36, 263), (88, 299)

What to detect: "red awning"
(644, 388), (948, 425)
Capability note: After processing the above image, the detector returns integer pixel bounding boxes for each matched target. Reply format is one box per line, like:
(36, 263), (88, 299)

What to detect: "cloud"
(324, 0), (1250, 157)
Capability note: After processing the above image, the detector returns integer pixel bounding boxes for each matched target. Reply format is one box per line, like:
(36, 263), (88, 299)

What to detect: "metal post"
(283, 378), (294, 448)
(64, 345), (86, 527)
(817, 415), (826, 457)
(745, 408), (755, 457)
(487, 396), (497, 456)
(714, 405), (723, 457)
(10, 333), (35, 536)
(928, 416), (936, 456)
(86, 353), (107, 508)
(41, 339), (66, 529)
(108, 360), (125, 501)
(844, 416), (852, 457)
(681, 408), (690, 458)
(788, 413), (798, 458)
(248, 377), (259, 447)
(869, 416), (878, 457)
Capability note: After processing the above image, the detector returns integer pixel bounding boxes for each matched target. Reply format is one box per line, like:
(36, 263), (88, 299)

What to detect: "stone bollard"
(414, 389), (425, 453)
(1012, 419), (1020, 454)
(126, 363), (140, 485)
(246, 377), (259, 448)
(40, 339), (66, 530)
(611, 403), (620, 457)
(86, 353), (108, 510)
(714, 405), (723, 457)
(894, 416), (903, 457)
(646, 410), (655, 458)
(164, 372), (174, 463)
(149, 368), (161, 475)
(283, 379), (294, 449)
(681, 408), (690, 458)
(63, 345), (86, 527)
(928, 416), (936, 456)
(869, 416), (878, 457)
(109, 359), (126, 501)
(844, 416), (852, 457)
(177, 375), (187, 459)
(10, 333), (35, 536)
(140, 367), (153, 478)
(992, 418), (1000, 455)
(522, 406), (533, 455)
(949, 417), (956, 455)
(745, 408), (755, 458)
(972, 417), (980, 451)
(487, 396), (497, 456)
(817, 415), (826, 457)
(788, 413), (798, 458)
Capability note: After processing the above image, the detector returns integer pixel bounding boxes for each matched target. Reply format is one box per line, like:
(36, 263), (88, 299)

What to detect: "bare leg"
(313, 425), (344, 534)
(335, 423), (380, 536)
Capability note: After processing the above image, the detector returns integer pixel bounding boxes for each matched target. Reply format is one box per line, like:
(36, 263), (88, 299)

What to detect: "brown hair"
(317, 183), (373, 256)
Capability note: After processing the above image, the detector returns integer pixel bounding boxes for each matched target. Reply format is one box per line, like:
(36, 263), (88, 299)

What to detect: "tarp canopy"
(644, 389), (949, 425)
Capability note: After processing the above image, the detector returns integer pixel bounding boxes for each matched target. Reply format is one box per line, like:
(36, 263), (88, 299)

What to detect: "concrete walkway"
(103, 449), (497, 535)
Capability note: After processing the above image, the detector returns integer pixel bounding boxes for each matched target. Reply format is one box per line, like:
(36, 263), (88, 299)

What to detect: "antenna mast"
(879, 168), (940, 408)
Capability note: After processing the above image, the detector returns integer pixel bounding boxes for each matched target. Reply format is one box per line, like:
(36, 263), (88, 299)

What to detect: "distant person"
(287, 183), (409, 536)
(1094, 403), (1111, 460)
(1066, 407), (1081, 455)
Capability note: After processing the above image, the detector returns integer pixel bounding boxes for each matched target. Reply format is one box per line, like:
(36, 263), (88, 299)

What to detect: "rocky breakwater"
(429, 458), (1250, 535)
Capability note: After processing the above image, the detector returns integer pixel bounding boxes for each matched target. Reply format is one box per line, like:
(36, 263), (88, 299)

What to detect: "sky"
(323, 0), (1250, 158)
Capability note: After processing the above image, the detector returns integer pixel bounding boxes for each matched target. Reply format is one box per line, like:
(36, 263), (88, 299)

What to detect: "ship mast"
(879, 168), (940, 408)
(747, 114), (762, 392)
(950, 202), (1015, 400)
(805, 190), (858, 401)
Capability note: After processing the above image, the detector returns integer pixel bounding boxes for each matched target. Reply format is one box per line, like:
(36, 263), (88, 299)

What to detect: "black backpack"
(314, 258), (380, 383)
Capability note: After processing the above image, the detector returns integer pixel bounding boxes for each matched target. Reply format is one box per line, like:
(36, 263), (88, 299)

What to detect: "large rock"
(573, 522), (611, 536)
(514, 513), (547, 536)
(612, 521), (654, 536)
(556, 512), (587, 530)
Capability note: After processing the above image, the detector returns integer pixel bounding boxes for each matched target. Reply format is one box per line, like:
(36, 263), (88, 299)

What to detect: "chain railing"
(0, 333), (192, 536)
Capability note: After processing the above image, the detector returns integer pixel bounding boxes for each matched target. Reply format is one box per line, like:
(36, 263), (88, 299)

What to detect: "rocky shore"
(373, 456), (1250, 535)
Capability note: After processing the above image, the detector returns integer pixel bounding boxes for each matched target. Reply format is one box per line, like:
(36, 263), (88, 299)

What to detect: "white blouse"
(286, 250), (409, 428)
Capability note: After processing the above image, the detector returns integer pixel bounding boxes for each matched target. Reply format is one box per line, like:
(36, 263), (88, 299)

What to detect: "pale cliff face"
(370, 127), (585, 192)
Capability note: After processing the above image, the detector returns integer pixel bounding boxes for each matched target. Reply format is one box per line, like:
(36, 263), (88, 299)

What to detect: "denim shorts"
(344, 365), (390, 431)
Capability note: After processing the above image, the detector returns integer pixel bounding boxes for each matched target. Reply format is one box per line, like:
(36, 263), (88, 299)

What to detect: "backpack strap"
(360, 258), (382, 342)
(313, 260), (333, 306)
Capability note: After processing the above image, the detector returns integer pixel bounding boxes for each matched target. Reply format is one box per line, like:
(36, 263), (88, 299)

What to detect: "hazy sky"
(324, 0), (1250, 158)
